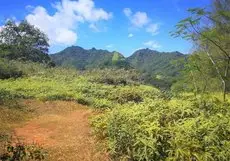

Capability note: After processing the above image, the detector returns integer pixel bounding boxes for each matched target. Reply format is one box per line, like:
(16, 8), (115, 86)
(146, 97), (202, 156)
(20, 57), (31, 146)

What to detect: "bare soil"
(13, 100), (108, 161)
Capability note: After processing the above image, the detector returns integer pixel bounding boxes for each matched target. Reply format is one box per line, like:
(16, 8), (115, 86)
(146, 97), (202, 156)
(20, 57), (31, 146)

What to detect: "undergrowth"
(1, 61), (230, 161)
(91, 98), (230, 160)
(0, 140), (46, 161)
(0, 61), (159, 109)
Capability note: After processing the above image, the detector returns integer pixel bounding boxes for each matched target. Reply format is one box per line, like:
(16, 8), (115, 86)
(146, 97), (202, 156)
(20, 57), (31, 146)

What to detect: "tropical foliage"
(92, 98), (230, 160)
(0, 20), (52, 65)
(0, 61), (159, 109)
(0, 58), (22, 79)
(0, 1), (230, 160)
(51, 46), (185, 88)
(171, 0), (230, 101)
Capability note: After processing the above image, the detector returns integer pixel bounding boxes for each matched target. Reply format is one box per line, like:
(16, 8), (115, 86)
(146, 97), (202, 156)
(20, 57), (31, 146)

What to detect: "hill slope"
(50, 46), (129, 69)
(127, 49), (184, 77)
(127, 49), (185, 86)
(51, 46), (186, 88)
(126, 49), (186, 88)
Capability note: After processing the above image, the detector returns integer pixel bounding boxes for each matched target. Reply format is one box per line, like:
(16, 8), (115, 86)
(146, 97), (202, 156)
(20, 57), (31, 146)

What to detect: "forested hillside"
(51, 46), (185, 88)
(127, 49), (184, 76)
(50, 46), (129, 69)
(127, 49), (185, 88)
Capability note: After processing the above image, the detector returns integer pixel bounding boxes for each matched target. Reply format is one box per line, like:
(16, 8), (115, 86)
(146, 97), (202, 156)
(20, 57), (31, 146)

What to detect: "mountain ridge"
(51, 46), (184, 58)
(50, 46), (129, 70)
(50, 46), (186, 88)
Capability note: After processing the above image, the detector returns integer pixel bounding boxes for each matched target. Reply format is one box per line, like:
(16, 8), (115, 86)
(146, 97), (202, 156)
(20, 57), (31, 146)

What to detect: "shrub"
(75, 94), (92, 106)
(44, 93), (74, 101)
(0, 59), (22, 79)
(0, 62), (159, 108)
(0, 89), (23, 108)
(0, 141), (47, 161)
(85, 68), (141, 85)
(110, 88), (143, 104)
(109, 86), (158, 104)
(92, 99), (230, 160)
(92, 98), (113, 108)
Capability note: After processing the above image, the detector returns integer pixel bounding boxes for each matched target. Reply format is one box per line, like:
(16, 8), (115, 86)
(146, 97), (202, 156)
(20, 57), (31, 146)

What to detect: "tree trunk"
(206, 51), (226, 101)
(202, 77), (208, 94)
(190, 71), (198, 97)
(223, 58), (230, 101)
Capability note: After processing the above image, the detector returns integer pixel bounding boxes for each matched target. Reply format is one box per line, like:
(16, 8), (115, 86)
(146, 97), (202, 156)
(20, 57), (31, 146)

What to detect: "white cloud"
(55, 28), (77, 45)
(131, 12), (149, 27)
(146, 23), (159, 36)
(143, 40), (161, 49)
(0, 26), (3, 32)
(123, 8), (161, 36)
(124, 8), (149, 28)
(123, 8), (132, 17)
(128, 33), (133, 38)
(106, 44), (113, 48)
(26, 0), (112, 46)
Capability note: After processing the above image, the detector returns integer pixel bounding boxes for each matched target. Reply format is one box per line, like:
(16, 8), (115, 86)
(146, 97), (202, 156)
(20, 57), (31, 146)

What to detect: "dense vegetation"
(1, 61), (229, 161)
(0, 61), (158, 109)
(0, 0), (230, 160)
(171, 0), (230, 101)
(92, 1), (230, 160)
(50, 46), (130, 70)
(51, 46), (185, 88)
(92, 97), (230, 160)
(0, 58), (22, 79)
(127, 49), (185, 88)
(0, 20), (52, 65)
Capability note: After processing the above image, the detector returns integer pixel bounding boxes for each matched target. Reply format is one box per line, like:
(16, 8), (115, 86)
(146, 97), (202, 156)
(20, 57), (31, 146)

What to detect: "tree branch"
(190, 21), (230, 59)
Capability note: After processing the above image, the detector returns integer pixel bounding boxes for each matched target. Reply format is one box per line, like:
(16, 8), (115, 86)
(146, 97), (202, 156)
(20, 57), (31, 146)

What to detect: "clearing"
(12, 100), (108, 161)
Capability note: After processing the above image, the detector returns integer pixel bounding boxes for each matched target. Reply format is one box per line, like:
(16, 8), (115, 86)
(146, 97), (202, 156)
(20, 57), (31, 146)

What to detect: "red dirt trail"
(13, 100), (109, 161)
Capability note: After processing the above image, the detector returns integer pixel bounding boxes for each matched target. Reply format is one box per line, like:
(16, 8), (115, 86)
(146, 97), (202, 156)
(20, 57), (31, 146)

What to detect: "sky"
(0, 0), (211, 56)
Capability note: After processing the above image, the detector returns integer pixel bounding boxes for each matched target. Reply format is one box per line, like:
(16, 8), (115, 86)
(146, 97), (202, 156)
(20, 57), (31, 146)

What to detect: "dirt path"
(13, 100), (108, 161)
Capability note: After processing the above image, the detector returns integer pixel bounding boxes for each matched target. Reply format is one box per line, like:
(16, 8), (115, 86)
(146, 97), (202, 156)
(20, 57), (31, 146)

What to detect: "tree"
(0, 20), (52, 64)
(171, 0), (230, 101)
(171, 52), (219, 95)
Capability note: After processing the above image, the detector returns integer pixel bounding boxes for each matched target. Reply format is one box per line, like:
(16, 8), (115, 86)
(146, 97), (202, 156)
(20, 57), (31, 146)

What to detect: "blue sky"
(0, 0), (211, 56)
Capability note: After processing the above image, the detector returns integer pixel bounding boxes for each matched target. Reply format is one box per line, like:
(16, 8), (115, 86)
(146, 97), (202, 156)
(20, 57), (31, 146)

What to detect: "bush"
(92, 98), (113, 108)
(44, 93), (74, 101)
(92, 99), (230, 160)
(0, 89), (23, 108)
(109, 86), (158, 104)
(75, 94), (92, 106)
(0, 59), (23, 79)
(0, 62), (159, 108)
(0, 141), (47, 161)
(85, 68), (141, 86)
(110, 88), (143, 104)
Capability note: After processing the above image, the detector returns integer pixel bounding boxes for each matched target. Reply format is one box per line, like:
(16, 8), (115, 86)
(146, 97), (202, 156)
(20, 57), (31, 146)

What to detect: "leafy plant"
(0, 59), (23, 79)
(92, 99), (230, 160)
(0, 141), (47, 161)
